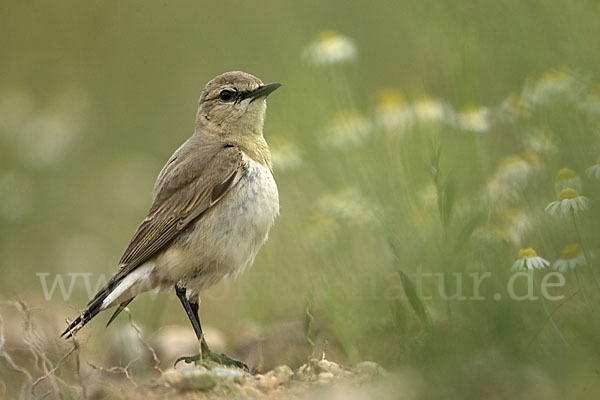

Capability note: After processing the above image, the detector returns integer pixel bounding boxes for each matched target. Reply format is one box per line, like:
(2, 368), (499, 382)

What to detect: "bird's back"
(156, 150), (279, 296)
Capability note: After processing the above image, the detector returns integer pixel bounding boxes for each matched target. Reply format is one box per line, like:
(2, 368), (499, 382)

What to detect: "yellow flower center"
(521, 151), (540, 166)
(330, 109), (365, 125)
(504, 208), (520, 220)
(558, 188), (579, 201)
(561, 243), (581, 259)
(587, 85), (600, 102)
(507, 92), (525, 108)
(415, 96), (439, 110)
(375, 89), (406, 109)
(518, 248), (537, 259)
(555, 168), (576, 182)
(540, 67), (570, 83)
(461, 105), (480, 114)
(487, 225), (509, 240)
(499, 155), (524, 168)
(318, 30), (341, 42)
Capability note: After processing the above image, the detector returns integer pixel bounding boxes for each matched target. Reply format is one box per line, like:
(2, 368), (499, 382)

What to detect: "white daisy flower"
(473, 224), (511, 246)
(484, 177), (521, 208)
(483, 154), (539, 209)
(578, 85), (600, 116)
(497, 92), (529, 123)
(319, 109), (372, 149)
(317, 186), (376, 226)
(522, 67), (583, 106)
(270, 136), (302, 173)
(496, 155), (533, 189)
(302, 31), (357, 66)
(504, 208), (532, 245)
(554, 168), (582, 193)
(512, 248), (550, 271)
(304, 212), (340, 251)
(524, 127), (557, 156)
(373, 89), (414, 135)
(413, 96), (451, 125)
(457, 105), (490, 133)
(553, 243), (587, 272)
(520, 150), (543, 175)
(585, 155), (600, 180)
(545, 188), (591, 217)
(305, 187), (378, 250)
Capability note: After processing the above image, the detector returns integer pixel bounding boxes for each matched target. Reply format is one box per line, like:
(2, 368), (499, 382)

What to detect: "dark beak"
(246, 82), (282, 102)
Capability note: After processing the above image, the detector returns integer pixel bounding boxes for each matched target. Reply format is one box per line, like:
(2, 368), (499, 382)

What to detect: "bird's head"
(195, 71), (281, 137)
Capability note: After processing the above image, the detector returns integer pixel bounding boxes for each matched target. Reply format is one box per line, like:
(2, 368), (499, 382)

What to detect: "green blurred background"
(2, 1), (600, 398)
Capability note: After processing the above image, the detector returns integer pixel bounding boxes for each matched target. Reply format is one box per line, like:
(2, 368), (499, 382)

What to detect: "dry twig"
(124, 308), (163, 375)
(0, 307), (33, 397)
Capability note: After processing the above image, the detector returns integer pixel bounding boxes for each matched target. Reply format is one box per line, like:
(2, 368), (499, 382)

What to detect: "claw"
(212, 352), (249, 371)
(174, 350), (248, 371)
(174, 354), (202, 367)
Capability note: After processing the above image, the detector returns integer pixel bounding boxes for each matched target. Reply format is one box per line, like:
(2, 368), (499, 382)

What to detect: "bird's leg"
(174, 286), (248, 371)
(174, 286), (204, 339)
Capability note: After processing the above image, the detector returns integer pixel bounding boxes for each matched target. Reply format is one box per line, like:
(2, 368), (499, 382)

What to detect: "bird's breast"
(165, 154), (279, 292)
(222, 155), (280, 251)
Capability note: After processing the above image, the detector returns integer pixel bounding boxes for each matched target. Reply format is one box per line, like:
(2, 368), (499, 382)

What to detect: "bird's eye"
(219, 90), (234, 102)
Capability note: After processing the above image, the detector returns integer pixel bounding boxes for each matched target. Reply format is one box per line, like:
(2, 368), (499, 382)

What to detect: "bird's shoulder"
(115, 134), (242, 270)
(151, 133), (243, 210)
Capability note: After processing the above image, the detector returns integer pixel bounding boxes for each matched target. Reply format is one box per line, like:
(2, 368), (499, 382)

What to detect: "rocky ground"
(101, 358), (389, 400)
(0, 301), (396, 400)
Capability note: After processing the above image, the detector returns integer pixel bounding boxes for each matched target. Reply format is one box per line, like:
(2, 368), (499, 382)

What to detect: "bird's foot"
(174, 353), (202, 366)
(175, 350), (249, 371)
(204, 350), (249, 371)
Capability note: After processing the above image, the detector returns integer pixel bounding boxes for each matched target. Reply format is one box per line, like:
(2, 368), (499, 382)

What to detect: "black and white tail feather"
(61, 137), (243, 339)
(61, 276), (136, 338)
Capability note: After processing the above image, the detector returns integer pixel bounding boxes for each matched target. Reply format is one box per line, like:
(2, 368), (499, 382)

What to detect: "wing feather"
(111, 141), (242, 287)
(62, 133), (244, 337)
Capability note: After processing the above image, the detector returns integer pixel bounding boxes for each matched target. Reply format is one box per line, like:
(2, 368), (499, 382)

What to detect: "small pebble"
(162, 367), (217, 391)
(317, 372), (335, 383)
(354, 361), (387, 379)
(162, 358), (388, 394)
(255, 374), (279, 391)
(212, 366), (245, 383)
(318, 359), (331, 372)
(267, 365), (293, 384)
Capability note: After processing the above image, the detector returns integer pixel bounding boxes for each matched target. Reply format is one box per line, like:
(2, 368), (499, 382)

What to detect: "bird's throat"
(234, 134), (272, 170)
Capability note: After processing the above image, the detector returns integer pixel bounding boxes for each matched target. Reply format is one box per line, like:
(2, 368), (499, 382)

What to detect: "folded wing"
(62, 138), (243, 337)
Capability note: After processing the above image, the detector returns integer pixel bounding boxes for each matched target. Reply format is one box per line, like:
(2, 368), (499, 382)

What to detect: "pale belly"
(154, 156), (279, 296)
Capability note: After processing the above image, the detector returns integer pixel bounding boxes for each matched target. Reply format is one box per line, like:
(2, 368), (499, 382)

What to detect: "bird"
(61, 71), (281, 370)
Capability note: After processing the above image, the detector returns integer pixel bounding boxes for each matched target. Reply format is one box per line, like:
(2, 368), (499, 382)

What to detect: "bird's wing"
(115, 142), (243, 280)
(62, 139), (243, 338)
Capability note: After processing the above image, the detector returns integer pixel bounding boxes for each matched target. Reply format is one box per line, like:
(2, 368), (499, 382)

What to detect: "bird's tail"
(61, 276), (133, 338)
(61, 264), (154, 338)
(61, 287), (112, 339)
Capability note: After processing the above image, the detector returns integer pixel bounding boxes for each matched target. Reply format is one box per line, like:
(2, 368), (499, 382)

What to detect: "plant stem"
(571, 210), (600, 290)
(574, 268), (588, 303)
(533, 274), (569, 347)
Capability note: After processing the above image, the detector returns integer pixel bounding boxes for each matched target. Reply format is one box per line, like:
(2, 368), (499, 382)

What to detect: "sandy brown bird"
(62, 71), (281, 369)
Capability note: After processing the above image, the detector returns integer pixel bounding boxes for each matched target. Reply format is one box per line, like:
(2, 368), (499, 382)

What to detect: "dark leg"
(175, 286), (203, 340)
(189, 301), (210, 353)
(174, 286), (248, 371)
(189, 301), (203, 340)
